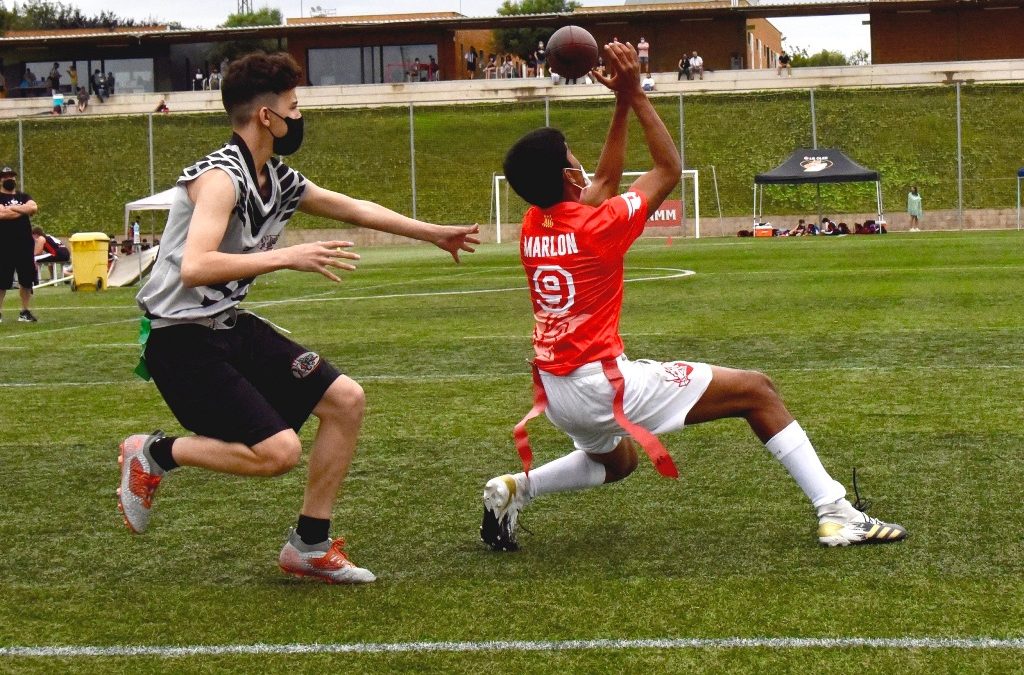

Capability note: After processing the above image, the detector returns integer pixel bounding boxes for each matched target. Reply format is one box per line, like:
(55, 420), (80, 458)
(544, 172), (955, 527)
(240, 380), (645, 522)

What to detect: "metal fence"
(1, 81), (1022, 237)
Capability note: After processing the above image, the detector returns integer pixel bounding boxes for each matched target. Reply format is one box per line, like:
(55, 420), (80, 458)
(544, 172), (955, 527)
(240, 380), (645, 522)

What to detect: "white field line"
(2, 636), (1024, 658)
(24, 261), (1024, 313)
(252, 267), (695, 306)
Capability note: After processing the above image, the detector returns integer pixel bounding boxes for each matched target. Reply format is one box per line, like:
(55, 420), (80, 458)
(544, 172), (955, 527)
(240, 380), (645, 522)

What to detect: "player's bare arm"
(597, 42), (680, 212)
(583, 44), (635, 205)
(299, 180), (481, 263)
(180, 168), (359, 287)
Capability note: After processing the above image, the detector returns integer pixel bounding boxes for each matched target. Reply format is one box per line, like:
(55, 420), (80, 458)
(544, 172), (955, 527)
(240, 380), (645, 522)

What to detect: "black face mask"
(2, 179), (16, 191)
(266, 108), (304, 156)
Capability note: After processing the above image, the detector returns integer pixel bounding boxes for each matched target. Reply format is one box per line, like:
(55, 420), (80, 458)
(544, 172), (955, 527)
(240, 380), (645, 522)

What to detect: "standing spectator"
(76, 85), (89, 112)
(47, 62), (61, 91)
(193, 67), (205, 90)
(907, 186), (923, 230)
(534, 40), (547, 77)
(0, 71), (6, 98)
(92, 68), (106, 101)
(465, 46), (478, 79)
(428, 55), (439, 81)
(106, 71), (115, 95)
(0, 166), (39, 323)
(777, 51), (792, 77)
(689, 50), (704, 80)
(23, 68), (36, 87)
(637, 37), (650, 72)
(677, 54), (690, 80)
(67, 63), (78, 91)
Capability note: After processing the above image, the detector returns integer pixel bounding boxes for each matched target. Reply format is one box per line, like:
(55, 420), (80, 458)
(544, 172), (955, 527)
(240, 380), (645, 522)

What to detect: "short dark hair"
(503, 127), (570, 208)
(32, 226), (44, 236)
(221, 52), (303, 126)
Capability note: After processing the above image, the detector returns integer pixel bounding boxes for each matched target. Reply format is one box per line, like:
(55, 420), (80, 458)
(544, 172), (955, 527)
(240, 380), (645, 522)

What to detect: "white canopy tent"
(124, 187), (178, 238)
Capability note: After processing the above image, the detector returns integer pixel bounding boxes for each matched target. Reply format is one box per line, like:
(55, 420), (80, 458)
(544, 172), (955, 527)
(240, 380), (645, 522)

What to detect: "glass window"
(308, 47), (363, 86)
(103, 58), (155, 94)
(309, 44), (437, 85)
(381, 44), (437, 83)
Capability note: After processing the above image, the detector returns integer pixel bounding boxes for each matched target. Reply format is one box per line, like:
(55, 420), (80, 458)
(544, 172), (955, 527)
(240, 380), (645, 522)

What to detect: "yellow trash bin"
(68, 232), (110, 292)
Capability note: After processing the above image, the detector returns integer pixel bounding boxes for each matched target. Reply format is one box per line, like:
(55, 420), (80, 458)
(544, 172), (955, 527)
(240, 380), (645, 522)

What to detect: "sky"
(61, 0), (871, 58)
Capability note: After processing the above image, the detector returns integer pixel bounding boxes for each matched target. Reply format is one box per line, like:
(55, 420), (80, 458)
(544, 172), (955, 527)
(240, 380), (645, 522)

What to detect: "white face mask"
(566, 165), (592, 190)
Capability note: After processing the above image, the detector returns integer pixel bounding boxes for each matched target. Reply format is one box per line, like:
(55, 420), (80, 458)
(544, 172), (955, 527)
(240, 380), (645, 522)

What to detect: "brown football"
(546, 25), (599, 80)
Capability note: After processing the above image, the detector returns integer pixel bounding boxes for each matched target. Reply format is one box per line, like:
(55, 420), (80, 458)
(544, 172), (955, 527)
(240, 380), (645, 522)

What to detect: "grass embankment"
(1, 82), (1021, 235)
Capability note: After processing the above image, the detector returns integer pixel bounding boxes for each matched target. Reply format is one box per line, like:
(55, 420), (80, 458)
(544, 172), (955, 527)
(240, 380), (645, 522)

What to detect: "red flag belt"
(513, 359), (679, 479)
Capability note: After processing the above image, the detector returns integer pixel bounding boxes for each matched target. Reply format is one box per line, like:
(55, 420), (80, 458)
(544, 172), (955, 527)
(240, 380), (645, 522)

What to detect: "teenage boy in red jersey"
(481, 41), (907, 551)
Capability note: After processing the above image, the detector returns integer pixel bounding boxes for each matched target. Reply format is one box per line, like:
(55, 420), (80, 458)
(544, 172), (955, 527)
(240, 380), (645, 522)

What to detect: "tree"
(221, 7), (282, 28)
(849, 49), (870, 66)
(3, 0), (139, 30)
(209, 8), (283, 65)
(790, 48), (848, 68)
(494, 0), (580, 58)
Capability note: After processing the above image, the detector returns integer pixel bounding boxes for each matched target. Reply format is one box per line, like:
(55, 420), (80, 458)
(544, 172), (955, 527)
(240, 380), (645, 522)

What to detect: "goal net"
(491, 170), (699, 244)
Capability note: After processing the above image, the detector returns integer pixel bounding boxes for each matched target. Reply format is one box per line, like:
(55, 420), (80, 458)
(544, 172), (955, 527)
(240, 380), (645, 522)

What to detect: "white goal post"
(492, 170), (699, 244)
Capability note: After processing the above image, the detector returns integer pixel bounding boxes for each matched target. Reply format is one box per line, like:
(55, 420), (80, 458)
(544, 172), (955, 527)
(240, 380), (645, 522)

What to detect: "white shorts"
(539, 354), (713, 455)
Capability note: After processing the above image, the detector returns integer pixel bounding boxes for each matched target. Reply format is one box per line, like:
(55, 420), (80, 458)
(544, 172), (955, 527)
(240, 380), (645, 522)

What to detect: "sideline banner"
(645, 199), (682, 227)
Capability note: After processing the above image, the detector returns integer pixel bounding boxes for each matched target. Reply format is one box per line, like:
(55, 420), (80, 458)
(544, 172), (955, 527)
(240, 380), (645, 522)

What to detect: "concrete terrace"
(1, 58), (1022, 120)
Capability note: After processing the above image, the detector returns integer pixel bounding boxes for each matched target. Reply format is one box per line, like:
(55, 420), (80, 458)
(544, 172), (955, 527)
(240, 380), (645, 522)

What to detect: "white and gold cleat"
(817, 499), (908, 547)
(480, 474), (528, 552)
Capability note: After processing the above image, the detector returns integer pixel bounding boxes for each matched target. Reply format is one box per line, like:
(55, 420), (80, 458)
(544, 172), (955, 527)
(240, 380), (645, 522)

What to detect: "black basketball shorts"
(0, 255), (36, 290)
(144, 312), (342, 447)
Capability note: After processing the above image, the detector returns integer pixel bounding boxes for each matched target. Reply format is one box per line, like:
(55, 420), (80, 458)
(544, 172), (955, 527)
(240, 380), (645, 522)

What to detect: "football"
(546, 25), (599, 80)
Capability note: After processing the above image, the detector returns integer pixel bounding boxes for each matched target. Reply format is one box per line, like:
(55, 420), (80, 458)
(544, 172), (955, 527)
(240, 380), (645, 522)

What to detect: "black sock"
(148, 435), (179, 472)
(296, 515), (330, 546)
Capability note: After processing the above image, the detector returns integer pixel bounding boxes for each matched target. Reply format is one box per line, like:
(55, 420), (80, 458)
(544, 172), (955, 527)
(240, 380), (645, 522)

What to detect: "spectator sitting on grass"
(76, 86), (89, 112)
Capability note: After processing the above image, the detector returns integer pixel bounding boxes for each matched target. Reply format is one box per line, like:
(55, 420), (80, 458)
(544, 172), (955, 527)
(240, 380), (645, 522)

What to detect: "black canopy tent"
(754, 148), (884, 227)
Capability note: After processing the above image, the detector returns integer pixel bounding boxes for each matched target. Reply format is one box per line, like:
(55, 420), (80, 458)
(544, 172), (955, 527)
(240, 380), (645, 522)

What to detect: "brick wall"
(872, 6), (1024, 63)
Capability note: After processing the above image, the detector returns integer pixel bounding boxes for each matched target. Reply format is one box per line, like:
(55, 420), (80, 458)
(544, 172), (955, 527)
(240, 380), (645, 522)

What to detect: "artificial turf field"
(1, 230), (1022, 672)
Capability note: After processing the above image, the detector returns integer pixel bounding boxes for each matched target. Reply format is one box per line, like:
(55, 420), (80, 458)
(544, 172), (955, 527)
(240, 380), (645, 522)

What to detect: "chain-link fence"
(1, 82), (1022, 237)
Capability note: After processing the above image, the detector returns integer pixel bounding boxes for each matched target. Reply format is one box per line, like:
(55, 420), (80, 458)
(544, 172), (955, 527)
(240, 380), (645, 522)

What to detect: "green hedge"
(3, 82), (1022, 236)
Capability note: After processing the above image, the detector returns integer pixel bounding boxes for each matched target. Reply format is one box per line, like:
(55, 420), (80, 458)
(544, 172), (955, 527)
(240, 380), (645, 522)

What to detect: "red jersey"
(520, 190), (648, 376)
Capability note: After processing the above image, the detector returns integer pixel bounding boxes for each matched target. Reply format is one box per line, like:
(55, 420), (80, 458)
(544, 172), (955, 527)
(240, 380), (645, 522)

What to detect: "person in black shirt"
(777, 51), (792, 77)
(0, 166), (39, 322)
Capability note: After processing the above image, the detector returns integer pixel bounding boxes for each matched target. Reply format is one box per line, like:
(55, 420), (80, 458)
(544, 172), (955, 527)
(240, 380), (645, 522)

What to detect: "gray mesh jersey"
(136, 136), (306, 322)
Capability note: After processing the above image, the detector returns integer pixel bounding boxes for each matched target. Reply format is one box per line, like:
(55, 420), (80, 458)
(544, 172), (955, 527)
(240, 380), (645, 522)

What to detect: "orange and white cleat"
(117, 432), (166, 534)
(278, 530), (376, 584)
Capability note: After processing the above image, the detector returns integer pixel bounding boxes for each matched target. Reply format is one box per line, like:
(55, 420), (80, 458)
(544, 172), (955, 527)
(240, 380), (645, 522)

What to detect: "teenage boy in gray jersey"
(118, 52), (479, 584)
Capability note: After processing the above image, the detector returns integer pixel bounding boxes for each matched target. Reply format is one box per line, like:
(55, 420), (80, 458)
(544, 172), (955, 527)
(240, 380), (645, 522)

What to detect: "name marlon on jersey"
(522, 232), (579, 259)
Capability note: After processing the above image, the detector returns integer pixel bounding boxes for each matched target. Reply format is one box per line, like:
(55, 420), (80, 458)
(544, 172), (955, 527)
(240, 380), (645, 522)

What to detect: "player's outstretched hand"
(432, 224), (480, 264)
(592, 41), (641, 95)
(285, 240), (360, 282)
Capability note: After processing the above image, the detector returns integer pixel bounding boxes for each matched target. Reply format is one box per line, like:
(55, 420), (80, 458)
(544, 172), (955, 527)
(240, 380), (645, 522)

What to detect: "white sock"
(516, 450), (606, 500)
(765, 421), (846, 508)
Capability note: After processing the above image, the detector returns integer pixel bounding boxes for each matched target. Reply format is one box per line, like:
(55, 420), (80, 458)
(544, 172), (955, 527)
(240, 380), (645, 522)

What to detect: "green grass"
(1, 231), (1023, 672)
(3, 82), (1023, 236)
